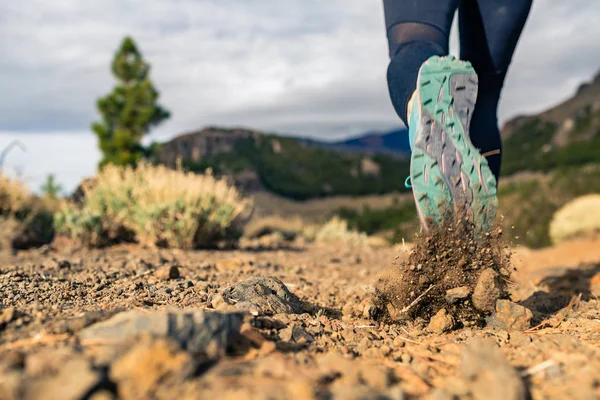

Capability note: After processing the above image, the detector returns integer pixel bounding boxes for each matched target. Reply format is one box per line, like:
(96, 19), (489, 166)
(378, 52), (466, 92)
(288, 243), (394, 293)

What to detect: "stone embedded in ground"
(79, 309), (243, 358)
(487, 300), (533, 331)
(110, 335), (195, 400)
(216, 275), (303, 315)
(428, 308), (455, 334)
(460, 338), (526, 400)
(472, 269), (502, 312)
(155, 265), (180, 280)
(445, 286), (471, 304)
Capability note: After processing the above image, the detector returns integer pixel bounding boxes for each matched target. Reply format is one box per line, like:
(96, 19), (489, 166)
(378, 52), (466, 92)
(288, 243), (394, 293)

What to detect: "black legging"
(383, 0), (533, 180)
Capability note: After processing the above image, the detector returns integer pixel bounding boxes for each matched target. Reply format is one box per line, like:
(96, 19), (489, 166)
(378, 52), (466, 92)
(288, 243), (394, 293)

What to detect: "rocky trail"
(1, 235), (600, 400)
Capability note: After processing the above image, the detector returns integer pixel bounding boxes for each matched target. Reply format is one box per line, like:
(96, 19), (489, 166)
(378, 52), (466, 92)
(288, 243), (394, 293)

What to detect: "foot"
(407, 55), (498, 232)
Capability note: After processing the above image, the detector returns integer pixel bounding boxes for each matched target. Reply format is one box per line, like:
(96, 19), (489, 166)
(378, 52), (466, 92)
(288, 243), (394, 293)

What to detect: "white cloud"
(1, 0), (600, 190)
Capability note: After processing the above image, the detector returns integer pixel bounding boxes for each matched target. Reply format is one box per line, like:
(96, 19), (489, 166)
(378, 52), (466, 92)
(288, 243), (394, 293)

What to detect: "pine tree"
(40, 174), (62, 199)
(92, 36), (170, 168)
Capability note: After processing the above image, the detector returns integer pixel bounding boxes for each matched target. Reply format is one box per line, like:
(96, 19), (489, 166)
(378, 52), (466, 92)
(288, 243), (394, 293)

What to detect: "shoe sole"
(410, 56), (498, 232)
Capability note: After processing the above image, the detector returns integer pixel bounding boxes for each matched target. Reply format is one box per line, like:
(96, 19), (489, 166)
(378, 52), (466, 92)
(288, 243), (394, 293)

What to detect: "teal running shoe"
(407, 55), (498, 232)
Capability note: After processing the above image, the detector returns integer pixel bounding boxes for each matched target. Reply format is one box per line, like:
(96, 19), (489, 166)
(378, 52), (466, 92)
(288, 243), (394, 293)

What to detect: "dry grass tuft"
(314, 216), (370, 246)
(55, 162), (254, 248)
(0, 175), (55, 249)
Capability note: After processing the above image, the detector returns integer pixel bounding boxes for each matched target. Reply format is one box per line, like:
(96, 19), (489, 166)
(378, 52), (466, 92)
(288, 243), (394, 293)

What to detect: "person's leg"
(384, 0), (500, 231)
(459, 0), (533, 181)
(383, 0), (459, 126)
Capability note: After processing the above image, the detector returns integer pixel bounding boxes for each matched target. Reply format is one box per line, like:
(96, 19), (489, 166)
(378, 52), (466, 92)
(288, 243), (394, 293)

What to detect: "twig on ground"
(400, 285), (435, 314)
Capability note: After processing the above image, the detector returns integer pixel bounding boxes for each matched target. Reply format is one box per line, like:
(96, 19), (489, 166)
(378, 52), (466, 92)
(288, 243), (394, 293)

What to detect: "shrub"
(0, 175), (55, 249)
(549, 194), (600, 244)
(55, 162), (254, 248)
(314, 216), (369, 246)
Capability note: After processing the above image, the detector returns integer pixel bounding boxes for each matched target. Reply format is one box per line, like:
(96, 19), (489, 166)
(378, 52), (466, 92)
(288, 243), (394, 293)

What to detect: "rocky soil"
(1, 235), (600, 400)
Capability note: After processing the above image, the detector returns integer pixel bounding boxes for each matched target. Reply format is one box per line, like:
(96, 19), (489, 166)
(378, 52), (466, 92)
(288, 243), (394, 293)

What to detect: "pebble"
(428, 308), (455, 334)
(472, 269), (502, 312)
(155, 265), (180, 280)
(445, 286), (471, 304)
(487, 300), (533, 331)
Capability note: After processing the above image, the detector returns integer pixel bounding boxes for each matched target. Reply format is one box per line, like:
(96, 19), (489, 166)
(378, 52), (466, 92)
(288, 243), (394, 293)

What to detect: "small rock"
(445, 286), (471, 304)
(487, 300), (533, 331)
(1, 307), (16, 329)
(362, 300), (378, 320)
(472, 269), (502, 312)
(460, 338), (526, 400)
(156, 265), (180, 280)
(79, 309), (243, 358)
(218, 275), (303, 315)
(428, 308), (455, 334)
(240, 323), (266, 346)
(279, 325), (314, 344)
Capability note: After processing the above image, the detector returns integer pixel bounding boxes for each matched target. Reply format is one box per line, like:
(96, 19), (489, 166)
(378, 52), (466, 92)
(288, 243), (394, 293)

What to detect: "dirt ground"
(1, 235), (599, 400)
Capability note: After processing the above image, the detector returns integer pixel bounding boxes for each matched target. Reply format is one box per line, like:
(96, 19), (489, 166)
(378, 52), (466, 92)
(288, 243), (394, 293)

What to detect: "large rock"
(214, 276), (303, 315)
(472, 269), (502, 312)
(460, 338), (526, 400)
(79, 309), (243, 358)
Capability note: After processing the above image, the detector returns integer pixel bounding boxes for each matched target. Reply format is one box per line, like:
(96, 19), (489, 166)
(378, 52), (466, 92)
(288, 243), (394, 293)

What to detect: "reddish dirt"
(1, 236), (599, 399)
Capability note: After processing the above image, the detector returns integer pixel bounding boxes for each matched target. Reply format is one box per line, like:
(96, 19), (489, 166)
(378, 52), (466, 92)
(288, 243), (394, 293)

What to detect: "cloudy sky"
(1, 0), (600, 192)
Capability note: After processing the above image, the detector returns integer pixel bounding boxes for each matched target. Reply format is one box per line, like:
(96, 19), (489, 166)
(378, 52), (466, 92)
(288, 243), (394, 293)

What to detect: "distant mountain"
(295, 128), (410, 158)
(157, 127), (411, 200)
(501, 69), (600, 176)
